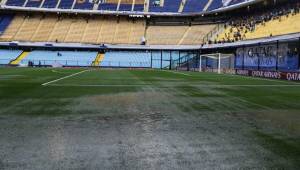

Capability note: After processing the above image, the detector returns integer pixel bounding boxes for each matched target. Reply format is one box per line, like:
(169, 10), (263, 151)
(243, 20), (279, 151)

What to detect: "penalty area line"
(44, 84), (300, 87)
(42, 70), (89, 86)
(45, 84), (152, 87)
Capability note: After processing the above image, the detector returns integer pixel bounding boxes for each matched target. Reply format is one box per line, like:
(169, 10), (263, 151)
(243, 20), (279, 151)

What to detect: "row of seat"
(3, 0), (247, 13)
(216, 12), (300, 42)
(146, 24), (216, 45)
(0, 14), (146, 44)
(0, 15), (14, 34)
(0, 14), (216, 45)
(0, 49), (158, 68)
(246, 13), (300, 39)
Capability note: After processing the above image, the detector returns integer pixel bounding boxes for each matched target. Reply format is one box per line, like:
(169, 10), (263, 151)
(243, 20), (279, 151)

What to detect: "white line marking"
(42, 70), (89, 86)
(0, 74), (24, 77)
(161, 70), (191, 76)
(45, 84), (300, 87)
(46, 84), (152, 87)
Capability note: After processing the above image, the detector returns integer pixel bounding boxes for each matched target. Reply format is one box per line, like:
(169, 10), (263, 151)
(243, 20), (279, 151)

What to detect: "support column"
(257, 43), (261, 71)
(178, 51), (181, 70)
(187, 52), (190, 71)
(218, 53), (221, 74)
(276, 40), (279, 71)
(242, 46), (245, 70)
(169, 51), (172, 70)
(199, 53), (202, 72)
(298, 37), (300, 70)
(150, 51), (153, 68)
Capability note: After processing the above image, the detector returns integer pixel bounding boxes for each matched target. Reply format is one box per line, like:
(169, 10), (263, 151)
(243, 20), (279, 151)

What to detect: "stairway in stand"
(91, 53), (105, 67)
(9, 51), (29, 65)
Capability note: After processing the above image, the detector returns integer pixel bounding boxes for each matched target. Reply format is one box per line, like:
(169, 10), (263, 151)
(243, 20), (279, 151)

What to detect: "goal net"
(199, 53), (235, 74)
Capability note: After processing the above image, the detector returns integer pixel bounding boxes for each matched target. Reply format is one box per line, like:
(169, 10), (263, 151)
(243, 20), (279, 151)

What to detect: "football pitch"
(0, 67), (299, 169)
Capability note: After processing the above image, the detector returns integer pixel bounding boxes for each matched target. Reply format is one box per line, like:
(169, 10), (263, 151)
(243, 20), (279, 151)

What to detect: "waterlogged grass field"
(0, 67), (299, 169)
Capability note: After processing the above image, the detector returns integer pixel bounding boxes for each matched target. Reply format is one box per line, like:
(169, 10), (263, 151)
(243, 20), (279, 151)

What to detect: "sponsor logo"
(252, 71), (281, 79)
(236, 69), (300, 81)
(236, 69), (249, 76)
(286, 73), (300, 81)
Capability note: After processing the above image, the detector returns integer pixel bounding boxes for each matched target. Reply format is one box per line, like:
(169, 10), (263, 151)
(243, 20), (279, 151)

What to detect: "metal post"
(218, 53), (221, 74)
(169, 51), (172, 70)
(160, 50), (163, 70)
(257, 44), (260, 71)
(234, 50), (236, 70)
(150, 51), (153, 68)
(276, 40), (279, 71)
(199, 54), (202, 72)
(242, 46), (245, 70)
(178, 51), (181, 70)
(187, 52), (190, 71)
(298, 37), (300, 70)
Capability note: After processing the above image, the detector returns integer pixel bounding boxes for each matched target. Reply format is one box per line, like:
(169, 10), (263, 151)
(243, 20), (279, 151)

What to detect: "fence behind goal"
(174, 53), (235, 74)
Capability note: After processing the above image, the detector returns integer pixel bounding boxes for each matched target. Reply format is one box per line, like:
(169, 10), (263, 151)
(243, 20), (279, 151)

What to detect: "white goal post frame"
(199, 53), (235, 74)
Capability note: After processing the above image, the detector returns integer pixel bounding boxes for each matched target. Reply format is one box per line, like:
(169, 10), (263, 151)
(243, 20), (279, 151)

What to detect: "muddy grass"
(0, 68), (299, 169)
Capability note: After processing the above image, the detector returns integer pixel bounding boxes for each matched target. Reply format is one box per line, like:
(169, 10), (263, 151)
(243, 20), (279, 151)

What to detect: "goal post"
(199, 53), (235, 74)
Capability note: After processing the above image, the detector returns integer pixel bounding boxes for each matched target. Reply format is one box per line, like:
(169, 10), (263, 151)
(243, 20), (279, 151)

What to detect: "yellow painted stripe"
(10, 51), (29, 65)
(92, 53), (105, 66)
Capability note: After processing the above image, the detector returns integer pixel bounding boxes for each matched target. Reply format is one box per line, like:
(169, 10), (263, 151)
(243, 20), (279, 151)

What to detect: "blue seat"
(133, 4), (144, 11)
(74, 0), (94, 10)
(26, 0), (42, 7)
(6, 0), (26, 6)
(100, 51), (151, 68)
(0, 15), (14, 34)
(119, 4), (132, 11)
(98, 3), (118, 11)
(21, 51), (98, 66)
(58, 0), (74, 9)
(183, 0), (208, 13)
(207, 0), (223, 11)
(42, 0), (58, 8)
(149, 0), (181, 12)
(0, 49), (22, 65)
(229, 0), (245, 6)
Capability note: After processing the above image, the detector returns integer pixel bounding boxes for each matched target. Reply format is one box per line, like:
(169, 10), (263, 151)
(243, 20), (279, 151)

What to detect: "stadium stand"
(0, 14), (14, 34)
(20, 50), (98, 66)
(146, 24), (216, 45)
(0, 14), (217, 45)
(229, 0), (245, 6)
(42, 0), (59, 8)
(207, 0), (223, 11)
(149, 0), (182, 12)
(0, 49), (22, 65)
(119, 0), (133, 11)
(246, 13), (300, 39)
(1, 0), (251, 13)
(100, 51), (151, 67)
(0, 14), (146, 44)
(133, 0), (144, 11)
(214, 1), (300, 43)
(91, 53), (105, 66)
(74, 0), (94, 10)
(10, 51), (29, 65)
(5, 0), (26, 6)
(58, 0), (74, 9)
(25, 0), (43, 7)
(182, 0), (209, 13)
(98, 0), (118, 11)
